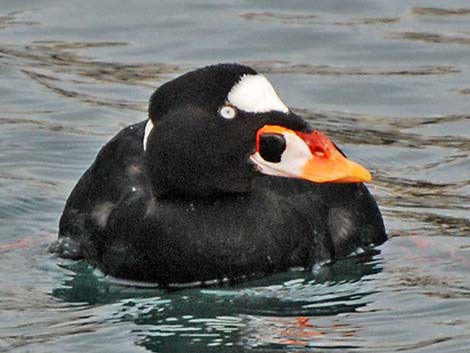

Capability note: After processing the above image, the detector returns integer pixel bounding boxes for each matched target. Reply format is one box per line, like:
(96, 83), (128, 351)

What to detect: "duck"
(51, 63), (387, 286)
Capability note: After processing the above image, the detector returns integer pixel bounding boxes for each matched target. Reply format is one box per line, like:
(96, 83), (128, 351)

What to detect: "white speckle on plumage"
(91, 202), (115, 228)
(127, 164), (142, 177)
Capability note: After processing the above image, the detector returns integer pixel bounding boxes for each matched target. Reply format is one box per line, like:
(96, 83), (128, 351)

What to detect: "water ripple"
(392, 31), (470, 45)
(410, 7), (470, 17)
(248, 60), (460, 76)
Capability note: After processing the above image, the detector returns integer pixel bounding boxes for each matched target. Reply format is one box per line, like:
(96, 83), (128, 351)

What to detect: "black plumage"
(53, 64), (387, 285)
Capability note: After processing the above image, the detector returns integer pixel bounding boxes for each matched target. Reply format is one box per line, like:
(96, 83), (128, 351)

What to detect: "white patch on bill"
(227, 74), (289, 114)
(143, 119), (154, 151)
(250, 132), (310, 178)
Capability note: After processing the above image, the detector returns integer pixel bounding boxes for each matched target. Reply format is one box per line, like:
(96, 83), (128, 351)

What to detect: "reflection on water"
(1, 1), (470, 352)
(50, 254), (381, 352)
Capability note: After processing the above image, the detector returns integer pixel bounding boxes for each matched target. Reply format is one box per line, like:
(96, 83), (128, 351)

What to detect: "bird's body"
(53, 64), (387, 286)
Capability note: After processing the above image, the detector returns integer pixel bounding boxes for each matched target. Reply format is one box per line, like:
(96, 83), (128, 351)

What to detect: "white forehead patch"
(227, 74), (289, 114)
(143, 119), (154, 151)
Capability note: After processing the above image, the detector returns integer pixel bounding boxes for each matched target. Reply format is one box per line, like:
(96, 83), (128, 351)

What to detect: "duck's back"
(57, 121), (148, 257)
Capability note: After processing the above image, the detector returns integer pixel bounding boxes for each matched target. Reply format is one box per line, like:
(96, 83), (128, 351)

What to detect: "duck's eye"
(219, 105), (237, 119)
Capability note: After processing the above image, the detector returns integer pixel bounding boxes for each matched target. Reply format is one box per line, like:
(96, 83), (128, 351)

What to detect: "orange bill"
(250, 125), (372, 183)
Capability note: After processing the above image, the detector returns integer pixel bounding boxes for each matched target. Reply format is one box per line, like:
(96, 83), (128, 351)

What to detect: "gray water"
(1, 1), (469, 352)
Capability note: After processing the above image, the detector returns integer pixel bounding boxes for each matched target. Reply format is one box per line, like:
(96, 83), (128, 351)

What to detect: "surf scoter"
(52, 63), (387, 286)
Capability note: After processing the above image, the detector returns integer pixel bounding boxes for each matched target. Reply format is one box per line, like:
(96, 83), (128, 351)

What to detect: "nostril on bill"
(259, 133), (286, 163)
(312, 147), (325, 158)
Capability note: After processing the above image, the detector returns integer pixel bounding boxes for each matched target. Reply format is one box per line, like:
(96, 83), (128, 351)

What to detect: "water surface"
(1, 1), (469, 352)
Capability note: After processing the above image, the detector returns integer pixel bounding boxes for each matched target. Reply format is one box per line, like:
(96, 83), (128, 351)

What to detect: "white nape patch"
(143, 119), (154, 151)
(250, 132), (310, 178)
(227, 74), (289, 114)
